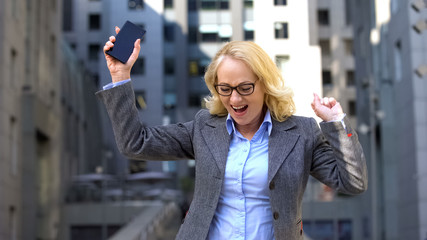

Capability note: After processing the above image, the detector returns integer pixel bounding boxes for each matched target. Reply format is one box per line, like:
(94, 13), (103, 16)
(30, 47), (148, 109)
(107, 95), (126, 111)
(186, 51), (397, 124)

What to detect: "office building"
(352, 0), (427, 239)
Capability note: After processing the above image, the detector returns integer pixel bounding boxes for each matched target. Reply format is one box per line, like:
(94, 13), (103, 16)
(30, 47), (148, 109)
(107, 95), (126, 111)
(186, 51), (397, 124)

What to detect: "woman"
(97, 27), (367, 240)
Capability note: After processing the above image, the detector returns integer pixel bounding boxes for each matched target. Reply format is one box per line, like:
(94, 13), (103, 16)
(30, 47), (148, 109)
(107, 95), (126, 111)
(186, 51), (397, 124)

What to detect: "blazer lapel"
(201, 116), (231, 177)
(268, 117), (300, 182)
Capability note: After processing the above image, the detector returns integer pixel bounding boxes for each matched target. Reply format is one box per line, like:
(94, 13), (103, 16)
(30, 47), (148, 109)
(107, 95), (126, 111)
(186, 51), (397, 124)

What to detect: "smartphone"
(106, 21), (146, 64)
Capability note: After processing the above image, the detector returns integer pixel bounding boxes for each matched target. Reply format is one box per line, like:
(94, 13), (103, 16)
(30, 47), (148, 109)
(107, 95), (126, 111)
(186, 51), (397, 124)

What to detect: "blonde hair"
(204, 41), (295, 122)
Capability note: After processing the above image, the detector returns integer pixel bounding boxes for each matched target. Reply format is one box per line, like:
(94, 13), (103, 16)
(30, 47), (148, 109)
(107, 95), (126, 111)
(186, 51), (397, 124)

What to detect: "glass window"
(322, 70), (332, 86)
(338, 219), (352, 240)
(63, 0), (73, 31)
(129, 160), (147, 173)
(201, 33), (217, 42)
(348, 100), (356, 116)
(189, 60), (199, 76)
(188, 0), (197, 11)
(220, 0), (229, 9)
(244, 30), (254, 41)
(314, 220), (334, 240)
(129, 0), (144, 10)
(345, 0), (352, 25)
(244, 0), (253, 8)
(274, 22), (288, 39)
(131, 57), (145, 75)
(276, 55), (290, 73)
(88, 44), (100, 60)
(318, 9), (329, 26)
(344, 39), (354, 55)
(164, 58), (175, 75)
(346, 70), (355, 86)
(394, 40), (402, 82)
(189, 27), (198, 43)
(274, 0), (287, 6)
(134, 91), (147, 109)
(319, 39), (331, 56)
(164, 0), (173, 9)
(201, 0), (216, 9)
(189, 94), (203, 107)
(88, 14), (101, 30)
(164, 24), (175, 42)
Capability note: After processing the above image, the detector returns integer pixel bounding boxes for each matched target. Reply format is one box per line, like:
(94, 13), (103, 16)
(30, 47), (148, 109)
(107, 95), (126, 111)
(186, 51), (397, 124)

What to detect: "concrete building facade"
(0, 0), (64, 239)
(352, 0), (427, 239)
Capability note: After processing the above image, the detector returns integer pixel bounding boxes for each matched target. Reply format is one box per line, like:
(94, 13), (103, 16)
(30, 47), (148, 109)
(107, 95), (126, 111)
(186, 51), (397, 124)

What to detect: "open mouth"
(232, 105), (248, 113)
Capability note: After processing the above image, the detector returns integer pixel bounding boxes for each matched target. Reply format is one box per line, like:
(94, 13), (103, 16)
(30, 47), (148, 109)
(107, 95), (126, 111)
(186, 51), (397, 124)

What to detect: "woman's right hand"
(103, 26), (141, 83)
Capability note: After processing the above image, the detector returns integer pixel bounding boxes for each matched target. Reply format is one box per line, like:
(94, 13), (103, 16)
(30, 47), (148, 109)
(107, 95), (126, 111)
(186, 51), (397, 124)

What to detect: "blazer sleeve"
(96, 82), (195, 160)
(310, 117), (368, 195)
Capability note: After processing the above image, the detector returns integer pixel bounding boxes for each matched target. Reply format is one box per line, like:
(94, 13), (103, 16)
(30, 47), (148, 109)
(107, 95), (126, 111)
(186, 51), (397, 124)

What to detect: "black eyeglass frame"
(214, 82), (256, 96)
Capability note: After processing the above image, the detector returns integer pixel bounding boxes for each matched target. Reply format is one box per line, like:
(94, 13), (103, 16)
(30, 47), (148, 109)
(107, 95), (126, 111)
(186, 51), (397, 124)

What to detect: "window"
(134, 91), (147, 109)
(201, 0), (216, 9)
(394, 40), (402, 82)
(88, 44), (100, 60)
(63, 0), (73, 31)
(314, 220), (334, 239)
(338, 219), (352, 240)
(199, 0), (229, 10)
(274, 22), (288, 39)
(189, 94), (203, 107)
(345, 0), (352, 25)
(274, 0), (287, 6)
(164, 58), (175, 75)
(130, 160), (147, 173)
(9, 206), (16, 240)
(10, 49), (17, 88)
(131, 57), (145, 75)
(188, 0), (197, 11)
(322, 70), (332, 86)
(189, 60), (199, 76)
(319, 39), (331, 56)
(276, 55), (290, 73)
(164, 24), (175, 42)
(189, 59), (209, 76)
(9, 117), (18, 176)
(318, 9), (329, 26)
(244, 21), (254, 41)
(189, 27), (198, 43)
(344, 39), (353, 55)
(219, 0), (229, 9)
(129, 0), (144, 10)
(164, 93), (176, 110)
(346, 70), (355, 86)
(164, 0), (173, 8)
(50, 35), (56, 65)
(88, 14), (101, 30)
(244, 0), (253, 8)
(244, 30), (254, 40)
(348, 100), (356, 116)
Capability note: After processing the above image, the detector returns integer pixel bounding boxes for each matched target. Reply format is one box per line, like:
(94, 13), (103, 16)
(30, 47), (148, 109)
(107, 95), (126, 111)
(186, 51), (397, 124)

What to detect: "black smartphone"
(106, 21), (146, 64)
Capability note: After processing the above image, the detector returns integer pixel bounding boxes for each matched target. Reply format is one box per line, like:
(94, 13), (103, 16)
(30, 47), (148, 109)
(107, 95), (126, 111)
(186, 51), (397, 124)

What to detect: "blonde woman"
(97, 28), (367, 240)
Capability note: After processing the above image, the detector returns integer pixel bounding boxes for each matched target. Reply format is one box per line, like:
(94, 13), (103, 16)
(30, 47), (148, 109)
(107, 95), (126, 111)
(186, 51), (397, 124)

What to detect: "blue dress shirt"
(207, 110), (275, 240)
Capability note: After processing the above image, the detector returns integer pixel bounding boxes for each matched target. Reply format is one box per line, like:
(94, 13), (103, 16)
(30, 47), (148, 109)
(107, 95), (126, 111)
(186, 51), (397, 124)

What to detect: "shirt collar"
(226, 109), (272, 137)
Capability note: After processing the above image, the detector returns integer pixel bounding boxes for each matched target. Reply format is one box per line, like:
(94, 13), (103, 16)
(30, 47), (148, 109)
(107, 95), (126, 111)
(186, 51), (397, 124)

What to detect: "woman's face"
(216, 57), (266, 132)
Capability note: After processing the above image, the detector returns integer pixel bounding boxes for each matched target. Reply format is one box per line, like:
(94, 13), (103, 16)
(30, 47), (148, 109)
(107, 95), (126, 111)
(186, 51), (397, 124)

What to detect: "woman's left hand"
(311, 93), (344, 122)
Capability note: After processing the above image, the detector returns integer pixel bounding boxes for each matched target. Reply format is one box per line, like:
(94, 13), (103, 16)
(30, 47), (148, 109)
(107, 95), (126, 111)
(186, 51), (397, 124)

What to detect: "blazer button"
(273, 211), (279, 220)
(269, 181), (275, 190)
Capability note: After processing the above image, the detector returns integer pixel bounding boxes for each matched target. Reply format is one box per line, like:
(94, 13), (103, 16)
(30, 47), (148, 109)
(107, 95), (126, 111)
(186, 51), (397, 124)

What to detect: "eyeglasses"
(214, 82), (256, 96)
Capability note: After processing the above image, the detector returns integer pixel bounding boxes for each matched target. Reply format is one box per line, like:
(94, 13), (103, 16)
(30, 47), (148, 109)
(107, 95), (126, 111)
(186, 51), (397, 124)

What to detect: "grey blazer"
(96, 82), (368, 240)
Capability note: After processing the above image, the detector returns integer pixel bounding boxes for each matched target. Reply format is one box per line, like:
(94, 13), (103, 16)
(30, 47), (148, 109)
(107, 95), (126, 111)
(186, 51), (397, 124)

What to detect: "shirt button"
(273, 211), (279, 220)
(269, 181), (275, 190)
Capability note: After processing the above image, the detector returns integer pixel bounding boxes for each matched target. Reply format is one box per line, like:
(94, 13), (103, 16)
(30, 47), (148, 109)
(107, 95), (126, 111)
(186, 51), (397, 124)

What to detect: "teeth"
(232, 105), (246, 110)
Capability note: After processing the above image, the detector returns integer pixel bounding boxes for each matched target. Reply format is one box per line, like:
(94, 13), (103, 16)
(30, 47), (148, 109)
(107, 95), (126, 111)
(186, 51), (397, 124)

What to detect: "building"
(0, 0), (64, 239)
(352, 0), (427, 239)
